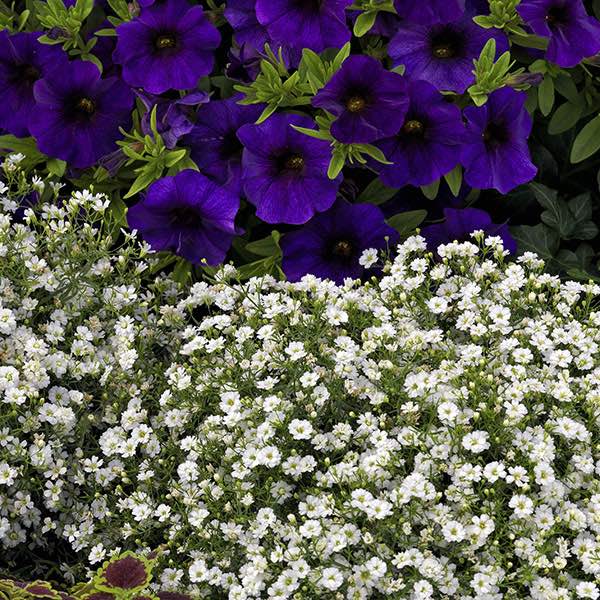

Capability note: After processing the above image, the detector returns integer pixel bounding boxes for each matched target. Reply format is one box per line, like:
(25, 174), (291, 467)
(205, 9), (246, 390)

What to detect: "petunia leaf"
(327, 149), (346, 179)
(537, 75), (554, 116)
(356, 178), (398, 205)
(256, 104), (279, 124)
(420, 180), (440, 200)
(353, 11), (377, 37)
(443, 165), (462, 197)
(123, 168), (157, 199)
(386, 210), (427, 237)
(570, 114), (600, 164)
(46, 158), (66, 177)
(245, 232), (282, 258)
(290, 125), (332, 141)
(548, 101), (583, 135)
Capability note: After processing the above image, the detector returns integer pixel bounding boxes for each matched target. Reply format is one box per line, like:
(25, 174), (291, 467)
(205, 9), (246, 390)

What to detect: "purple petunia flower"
(224, 0), (269, 48)
(30, 60), (133, 169)
(393, 0), (465, 24)
(518, 0), (600, 67)
(461, 87), (537, 194)
(237, 112), (342, 225)
(127, 169), (241, 265)
(281, 199), (399, 284)
(0, 31), (67, 137)
(421, 207), (516, 253)
(183, 96), (263, 195)
(376, 79), (464, 187)
(137, 90), (209, 149)
(312, 55), (409, 144)
(389, 15), (508, 93)
(113, 0), (220, 94)
(255, 0), (353, 53)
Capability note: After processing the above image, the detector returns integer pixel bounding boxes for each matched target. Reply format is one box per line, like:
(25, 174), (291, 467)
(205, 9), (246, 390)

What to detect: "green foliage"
(348, 0), (396, 37)
(385, 209), (427, 236)
(117, 106), (190, 199)
(571, 114), (600, 163)
(356, 177), (399, 205)
(234, 44), (352, 123)
(511, 183), (599, 279)
(467, 39), (523, 106)
(33, 0), (101, 66)
(473, 0), (526, 34)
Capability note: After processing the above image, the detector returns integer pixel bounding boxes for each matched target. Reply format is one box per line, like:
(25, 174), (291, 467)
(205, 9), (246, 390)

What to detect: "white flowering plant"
(2, 164), (600, 600)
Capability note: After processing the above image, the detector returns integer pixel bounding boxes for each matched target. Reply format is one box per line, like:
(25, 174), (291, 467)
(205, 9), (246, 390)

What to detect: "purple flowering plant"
(0, 0), (600, 282)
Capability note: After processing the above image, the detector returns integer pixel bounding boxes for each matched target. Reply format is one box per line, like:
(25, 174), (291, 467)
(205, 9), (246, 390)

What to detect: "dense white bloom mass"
(2, 170), (600, 599)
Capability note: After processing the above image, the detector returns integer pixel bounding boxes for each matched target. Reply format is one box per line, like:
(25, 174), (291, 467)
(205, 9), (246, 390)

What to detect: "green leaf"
(575, 222), (598, 241)
(172, 258), (192, 284)
(570, 114), (600, 164)
(245, 232), (282, 258)
(327, 149), (346, 179)
(443, 165), (462, 197)
(354, 143), (390, 164)
(420, 179), (440, 200)
(164, 149), (187, 168)
(46, 158), (66, 177)
(511, 223), (560, 261)
(386, 210), (427, 237)
(109, 192), (128, 228)
(553, 74), (579, 103)
(290, 125), (332, 141)
(568, 193), (592, 223)
(0, 134), (46, 167)
(356, 178), (398, 205)
(331, 42), (351, 70)
(256, 103), (278, 124)
(353, 11), (377, 37)
(235, 257), (278, 280)
(123, 168), (157, 199)
(538, 75), (554, 116)
(73, 0), (93, 20)
(94, 27), (117, 36)
(548, 101), (582, 135)
(530, 182), (558, 209)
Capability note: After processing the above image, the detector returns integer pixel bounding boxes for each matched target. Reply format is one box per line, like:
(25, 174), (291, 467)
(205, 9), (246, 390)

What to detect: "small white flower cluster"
(2, 171), (600, 599)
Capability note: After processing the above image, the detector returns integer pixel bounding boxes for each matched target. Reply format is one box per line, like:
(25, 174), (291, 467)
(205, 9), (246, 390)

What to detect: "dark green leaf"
(575, 222), (598, 241)
(570, 114), (600, 163)
(568, 193), (592, 223)
(420, 179), (440, 200)
(538, 75), (554, 116)
(511, 223), (560, 260)
(548, 101), (582, 135)
(443, 165), (462, 197)
(172, 259), (192, 283)
(46, 158), (66, 177)
(356, 178), (399, 205)
(386, 210), (427, 237)
(245, 232), (282, 258)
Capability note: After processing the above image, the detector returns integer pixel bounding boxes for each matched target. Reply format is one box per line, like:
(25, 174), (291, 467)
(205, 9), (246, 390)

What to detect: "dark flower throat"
(346, 96), (367, 113)
(430, 28), (463, 59)
(76, 97), (96, 115)
(281, 154), (305, 171)
(16, 63), (41, 84)
(155, 34), (177, 49)
(402, 119), (425, 136)
(545, 5), (569, 26)
(331, 239), (353, 259)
